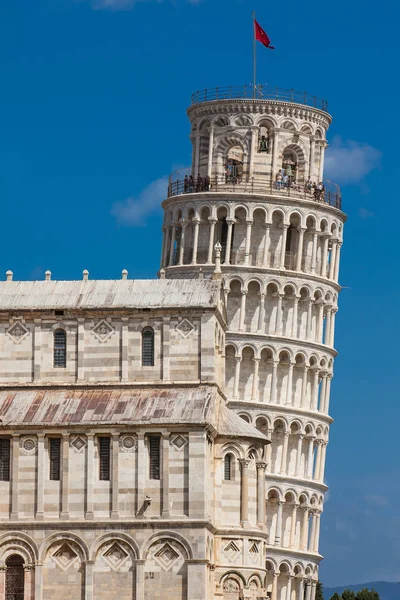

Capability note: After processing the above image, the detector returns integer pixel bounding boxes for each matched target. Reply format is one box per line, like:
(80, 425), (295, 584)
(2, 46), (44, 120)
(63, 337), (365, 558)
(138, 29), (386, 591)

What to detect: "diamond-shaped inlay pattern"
(248, 541), (260, 562)
(92, 320), (114, 343)
(171, 434), (188, 451)
(70, 436), (86, 452)
(6, 320), (29, 344)
(53, 543), (78, 571)
(175, 318), (196, 339)
(103, 543), (129, 571)
(154, 543), (180, 572)
(223, 541), (241, 562)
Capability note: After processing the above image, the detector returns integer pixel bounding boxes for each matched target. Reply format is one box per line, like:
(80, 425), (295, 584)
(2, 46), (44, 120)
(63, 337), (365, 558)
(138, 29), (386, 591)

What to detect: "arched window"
(224, 453), (233, 480)
(142, 327), (154, 367)
(5, 555), (24, 600)
(54, 329), (66, 368)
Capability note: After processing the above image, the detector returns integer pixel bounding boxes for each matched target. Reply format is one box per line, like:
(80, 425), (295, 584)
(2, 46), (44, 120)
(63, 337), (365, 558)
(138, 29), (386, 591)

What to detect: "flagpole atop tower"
(252, 10), (256, 99)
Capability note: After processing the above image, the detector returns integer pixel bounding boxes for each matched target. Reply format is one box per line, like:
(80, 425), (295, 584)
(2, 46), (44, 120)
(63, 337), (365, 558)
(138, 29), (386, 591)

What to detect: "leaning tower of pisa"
(161, 85), (345, 599)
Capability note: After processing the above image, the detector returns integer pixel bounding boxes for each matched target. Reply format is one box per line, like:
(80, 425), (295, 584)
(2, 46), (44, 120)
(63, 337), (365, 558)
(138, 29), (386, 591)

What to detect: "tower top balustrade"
(190, 85), (329, 113)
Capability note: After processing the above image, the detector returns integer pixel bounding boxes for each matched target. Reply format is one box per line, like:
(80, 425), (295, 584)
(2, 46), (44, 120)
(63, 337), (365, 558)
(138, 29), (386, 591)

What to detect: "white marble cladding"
(0, 310), (225, 386)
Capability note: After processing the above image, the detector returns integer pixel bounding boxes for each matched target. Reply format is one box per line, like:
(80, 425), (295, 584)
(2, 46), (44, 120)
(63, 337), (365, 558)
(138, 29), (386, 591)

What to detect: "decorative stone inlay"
(6, 320), (29, 344)
(103, 543), (129, 571)
(92, 320), (115, 343)
(223, 541), (241, 562)
(170, 434), (188, 451)
(52, 543), (78, 571)
(223, 578), (240, 592)
(119, 434), (137, 452)
(248, 541), (260, 562)
(70, 436), (87, 452)
(153, 543), (180, 572)
(20, 436), (37, 455)
(175, 318), (196, 339)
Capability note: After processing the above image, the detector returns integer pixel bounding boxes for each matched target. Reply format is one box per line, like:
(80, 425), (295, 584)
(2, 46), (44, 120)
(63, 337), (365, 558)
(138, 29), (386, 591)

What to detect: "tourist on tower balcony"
(196, 174), (203, 192)
(188, 175), (194, 192)
(205, 174), (210, 191)
(275, 169), (283, 190)
(305, 177), (313, 193)
(184, 175), (189, 193)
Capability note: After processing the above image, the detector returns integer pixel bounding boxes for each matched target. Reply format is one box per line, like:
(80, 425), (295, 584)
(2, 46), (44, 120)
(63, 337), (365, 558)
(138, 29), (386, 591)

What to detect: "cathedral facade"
(0, 85), (345, 600)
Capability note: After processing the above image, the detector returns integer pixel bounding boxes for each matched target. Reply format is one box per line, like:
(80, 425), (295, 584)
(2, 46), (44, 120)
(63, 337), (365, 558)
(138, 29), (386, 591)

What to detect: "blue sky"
(0, 0), (396, 587)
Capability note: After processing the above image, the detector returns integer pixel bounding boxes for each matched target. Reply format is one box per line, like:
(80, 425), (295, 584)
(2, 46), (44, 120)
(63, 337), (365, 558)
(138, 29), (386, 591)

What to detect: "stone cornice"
(226, 331), (338, 358)
(162, 191), (347, 221)
(227, 399), (334, 426)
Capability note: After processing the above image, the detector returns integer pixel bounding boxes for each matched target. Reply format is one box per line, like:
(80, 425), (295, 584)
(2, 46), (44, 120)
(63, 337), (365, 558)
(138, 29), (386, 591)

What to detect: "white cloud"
(111, 177), (168, 227)
(358, 207), (374, 219)
(84, 0), (201, 9)
(364, 494), (389, 507)
(324, 136), (381, 185)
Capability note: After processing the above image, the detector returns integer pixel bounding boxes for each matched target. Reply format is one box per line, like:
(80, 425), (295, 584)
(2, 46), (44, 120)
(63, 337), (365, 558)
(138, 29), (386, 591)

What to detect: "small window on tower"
(224, 453), (233, 481)
(0, 438), (10, 481)
(142, 327), (155, 367)
(148, 435), (160, 480)
(98, 437), (110, 481)
(54, 329), (67, 368)
(49, 438), (61, 481)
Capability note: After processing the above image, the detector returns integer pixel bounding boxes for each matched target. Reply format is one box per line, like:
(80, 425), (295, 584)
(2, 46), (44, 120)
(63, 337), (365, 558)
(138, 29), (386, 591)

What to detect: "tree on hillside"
(356, 589), (380, 600)
(342, 590), (356, 600)
(329, 594), (341, 600)
(316, 581), (324, 600)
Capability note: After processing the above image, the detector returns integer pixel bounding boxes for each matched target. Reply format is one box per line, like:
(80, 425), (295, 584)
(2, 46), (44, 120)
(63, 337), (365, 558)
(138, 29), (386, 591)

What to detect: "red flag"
(254, 20), (275, 50)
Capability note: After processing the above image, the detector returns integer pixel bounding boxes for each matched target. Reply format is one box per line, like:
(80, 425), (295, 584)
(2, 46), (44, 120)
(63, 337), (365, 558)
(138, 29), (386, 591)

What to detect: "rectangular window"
(49, 438), (61, 481)
(0, 438), (10, 481)
(99, 437), (110, 481)
(148, 435), (160, 480)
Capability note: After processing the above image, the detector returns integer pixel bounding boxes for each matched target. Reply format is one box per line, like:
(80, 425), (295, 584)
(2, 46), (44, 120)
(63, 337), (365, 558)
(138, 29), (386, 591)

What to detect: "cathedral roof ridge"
(0, 278), (222, 311)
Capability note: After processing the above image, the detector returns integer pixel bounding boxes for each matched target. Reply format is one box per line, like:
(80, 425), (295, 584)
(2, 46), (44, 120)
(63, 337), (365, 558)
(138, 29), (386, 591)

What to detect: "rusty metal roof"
(0, 279), (222, 311)
(0, 386), (267, 441)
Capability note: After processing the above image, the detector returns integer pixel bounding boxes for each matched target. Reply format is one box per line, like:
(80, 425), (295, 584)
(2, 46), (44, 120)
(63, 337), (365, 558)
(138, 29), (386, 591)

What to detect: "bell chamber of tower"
(161, 84), (346, 600)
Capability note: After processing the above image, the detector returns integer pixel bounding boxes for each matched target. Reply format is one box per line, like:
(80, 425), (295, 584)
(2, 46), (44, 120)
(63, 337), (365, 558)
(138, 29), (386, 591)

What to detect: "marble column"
(300, 508), (309, 551)
(194, 132), (200, 175)
(270, 361), (278, 404)
(224, 219), (234, 264)
(314, 441), (323, 481)
(11, 435), (19, 519)
(262, 224), (271, 267)
(280, 225), (289, 269)
(305, 580), (312, 600)
(275, 501), (284, 545)
(296, 227), (305, 271)
(320, 443), (328, 483)
(207, 126), (214, 177)
(325, 376), (332, 414)
(280, 432), (289, 475)
(291, 296), (299, 338)
(60, 434), (69, 519)
(85, 434), (94, 519)
(168, 224), (176, 266)
(239, 459), (250, 527)
(34, 563), (43, 600)
(24, 565), (34, 600)
(84, 560), (94, 600)
(286, 576), (293, 600)
(286, 363), (294, 406)
(251, 358), (260, 401)
(306, 299), (313, 341)
(36, 434), (45, 520)
(309, 137), (315, 179)
(295, 435), (304, 477)
(239, 291), (247, 331)
(271, 572), (279, 600)
(311, 370), (319, 410)
(135, 560), (145, 600)
(329, 241), (337, 280)
(289, 504), (298, 548)
(298, 578), (304, 600)
(257, 293), (266, 333)
(178, 222), (187, 265)
(311, 231), (318, 274)
(111, 434), (119, 519)
(161, 433), (170, 518)
(325, 306), (332, 346)
(191, 219), (200, 265)
(233, 357), (242, 399)
(207, 219), (217, 264)
(249, 127), (257, 179)
(300, 367), (308, 408)
(306, 437), (315, 479)
(256, 461), (267, 528)
(244, 220), (253, 266)
(275, 294), (283, 335)
(334, 242), (342, 281)
(321, 234), (330, 277)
